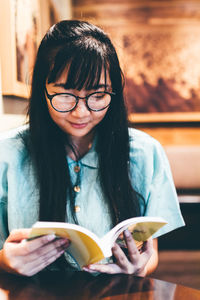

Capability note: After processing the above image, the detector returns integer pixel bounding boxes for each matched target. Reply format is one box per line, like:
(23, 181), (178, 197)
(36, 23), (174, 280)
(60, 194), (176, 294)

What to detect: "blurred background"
(0, 0), (200, 289)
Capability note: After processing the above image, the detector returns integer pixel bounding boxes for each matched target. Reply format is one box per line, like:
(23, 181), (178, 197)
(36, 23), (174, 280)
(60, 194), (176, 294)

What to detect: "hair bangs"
(65, 52), (104, 90)
(48, 46), (107, 91)
(47, 46), (71, 84)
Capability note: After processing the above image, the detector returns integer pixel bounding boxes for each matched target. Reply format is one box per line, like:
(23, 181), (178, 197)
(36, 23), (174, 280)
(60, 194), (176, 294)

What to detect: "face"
(45, 68), (112, 142)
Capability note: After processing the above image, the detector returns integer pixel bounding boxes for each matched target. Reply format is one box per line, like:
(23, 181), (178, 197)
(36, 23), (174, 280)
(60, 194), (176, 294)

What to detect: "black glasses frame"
(45, 87), (115, 112)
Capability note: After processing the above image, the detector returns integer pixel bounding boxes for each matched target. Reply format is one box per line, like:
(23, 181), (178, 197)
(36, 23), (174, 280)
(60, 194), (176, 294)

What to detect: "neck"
(67, 130), (95, 161)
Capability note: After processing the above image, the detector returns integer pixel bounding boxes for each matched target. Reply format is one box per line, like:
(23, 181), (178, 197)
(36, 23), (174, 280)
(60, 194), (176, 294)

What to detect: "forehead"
(54, 67), (111, 86)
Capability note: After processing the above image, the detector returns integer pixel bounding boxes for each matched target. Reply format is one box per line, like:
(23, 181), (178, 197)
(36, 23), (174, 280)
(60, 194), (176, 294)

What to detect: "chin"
(63, 127), (91, 137)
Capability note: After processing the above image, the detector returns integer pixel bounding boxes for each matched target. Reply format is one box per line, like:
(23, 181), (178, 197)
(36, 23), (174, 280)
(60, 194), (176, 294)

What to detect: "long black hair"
(27, 20), (142, 225)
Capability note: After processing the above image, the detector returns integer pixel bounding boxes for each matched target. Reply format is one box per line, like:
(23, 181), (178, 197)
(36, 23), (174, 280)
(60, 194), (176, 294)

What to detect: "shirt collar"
(67, 137), (98, 168)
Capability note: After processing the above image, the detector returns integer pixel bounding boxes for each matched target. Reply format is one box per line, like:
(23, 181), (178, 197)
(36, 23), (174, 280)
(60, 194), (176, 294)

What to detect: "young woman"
(0, 20), (184, 277)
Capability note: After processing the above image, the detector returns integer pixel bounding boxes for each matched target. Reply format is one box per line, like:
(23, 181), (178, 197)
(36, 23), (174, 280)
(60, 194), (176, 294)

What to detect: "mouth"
(69, 122), (88, 129)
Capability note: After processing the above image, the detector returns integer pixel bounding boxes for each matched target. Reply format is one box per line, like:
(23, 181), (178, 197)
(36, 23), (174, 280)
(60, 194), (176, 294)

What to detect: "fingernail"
(56, 249), (65, 258)
(59, 238), (70, 244)
(111, 243), (117, 251)
(82, 267), (95, 273)
(87, 264), (95, 270)
(46, 234), (56, 241)
(64, 242), (70, 249)
(124, 229), (131, 237)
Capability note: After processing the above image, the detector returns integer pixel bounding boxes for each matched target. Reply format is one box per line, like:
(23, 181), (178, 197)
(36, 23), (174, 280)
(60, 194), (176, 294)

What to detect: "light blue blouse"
(0, 126), (184, 251)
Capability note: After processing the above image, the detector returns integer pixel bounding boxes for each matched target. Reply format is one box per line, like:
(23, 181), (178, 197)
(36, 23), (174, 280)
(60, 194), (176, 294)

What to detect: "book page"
(115, 222), (165, 248)
(29, 217), (167, 267)
(64, 229), (105, 268)
(29, 225), (106, 268)
(101, 217), (167, 256)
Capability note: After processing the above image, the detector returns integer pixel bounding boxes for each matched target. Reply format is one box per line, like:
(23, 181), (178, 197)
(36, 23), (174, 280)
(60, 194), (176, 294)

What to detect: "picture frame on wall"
(120, 21), (200, 124)
(0, 0), (72, 99)
(0, 0), (42, 99)
(73, 0), (200, 123)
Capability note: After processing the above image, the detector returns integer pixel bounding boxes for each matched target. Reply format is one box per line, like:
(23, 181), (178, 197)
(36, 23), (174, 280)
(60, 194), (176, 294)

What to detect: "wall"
(72, 0), (200, 146)
(0, 96), (27, 132)
(0, 0), (72, 132)
(1, 0), (200, 144)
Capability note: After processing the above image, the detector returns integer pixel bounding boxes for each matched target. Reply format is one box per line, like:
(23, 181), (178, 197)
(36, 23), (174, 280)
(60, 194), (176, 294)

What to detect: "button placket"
(74, 205), (81, 212)
(74, 185), (80, 193)
(73, 162), (81, 212)
(74, 165), (80, 173)
(73, 162), (81, 193)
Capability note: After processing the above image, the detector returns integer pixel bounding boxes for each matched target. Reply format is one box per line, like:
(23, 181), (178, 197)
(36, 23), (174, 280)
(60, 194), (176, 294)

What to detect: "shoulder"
(0, 125), (30, 163)
(128, 127), (160, 147)
(128, 128), (170, 188)
(128, 127), (165, 162)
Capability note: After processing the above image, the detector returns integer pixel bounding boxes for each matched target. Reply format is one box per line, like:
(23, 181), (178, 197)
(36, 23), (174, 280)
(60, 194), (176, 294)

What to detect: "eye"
(90, 92), (107, 100)
(52, 94), (76, 111)
(57, 94), (75, 101)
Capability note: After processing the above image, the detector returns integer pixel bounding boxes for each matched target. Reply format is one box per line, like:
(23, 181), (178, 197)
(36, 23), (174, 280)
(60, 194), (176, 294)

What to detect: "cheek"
(46, 101), (54, 117)
(47, 103), (67, 125)
(93, 109), (109, 124)
(47, 105), (58, 121)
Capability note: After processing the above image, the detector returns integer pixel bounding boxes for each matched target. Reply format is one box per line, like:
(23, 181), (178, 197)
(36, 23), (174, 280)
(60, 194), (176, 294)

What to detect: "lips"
(69, 122), (88, 129)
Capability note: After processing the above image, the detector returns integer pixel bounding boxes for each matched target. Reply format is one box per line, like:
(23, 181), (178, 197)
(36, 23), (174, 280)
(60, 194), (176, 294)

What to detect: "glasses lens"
(52, 94), (76, 112)
(87, 92), (111, 110)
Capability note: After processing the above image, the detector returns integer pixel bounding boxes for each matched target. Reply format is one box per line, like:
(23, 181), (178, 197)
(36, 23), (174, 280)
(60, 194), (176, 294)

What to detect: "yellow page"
(65, 229), (105, 268)
(116, 221), (165, 248)
(101, 217), (167, 256)
(29, 227), (105, 268)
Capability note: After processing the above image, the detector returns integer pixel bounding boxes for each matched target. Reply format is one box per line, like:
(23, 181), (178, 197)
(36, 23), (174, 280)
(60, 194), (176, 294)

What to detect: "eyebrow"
(53, 83), (111, 89)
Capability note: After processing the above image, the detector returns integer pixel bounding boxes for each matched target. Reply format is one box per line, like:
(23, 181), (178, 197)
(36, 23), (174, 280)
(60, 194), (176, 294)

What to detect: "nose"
(71, 98), (90, 117)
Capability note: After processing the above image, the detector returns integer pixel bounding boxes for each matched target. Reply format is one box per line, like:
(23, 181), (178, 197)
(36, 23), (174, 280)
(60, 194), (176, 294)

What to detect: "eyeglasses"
(45, 87), (115, 112)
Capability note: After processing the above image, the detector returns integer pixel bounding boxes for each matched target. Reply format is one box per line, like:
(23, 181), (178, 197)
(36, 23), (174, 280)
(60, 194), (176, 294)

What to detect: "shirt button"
(74, 185), (80, 192)
(74, 205), (81, 212)
(74, 165), (80, 173)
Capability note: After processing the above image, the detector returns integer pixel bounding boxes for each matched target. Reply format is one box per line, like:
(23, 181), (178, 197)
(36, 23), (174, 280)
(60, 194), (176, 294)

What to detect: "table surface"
(0, 271), (200, 300)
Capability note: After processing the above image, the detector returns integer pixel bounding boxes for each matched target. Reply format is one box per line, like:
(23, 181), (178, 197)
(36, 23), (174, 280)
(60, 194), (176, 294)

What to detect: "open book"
(29, 216), (167, 268)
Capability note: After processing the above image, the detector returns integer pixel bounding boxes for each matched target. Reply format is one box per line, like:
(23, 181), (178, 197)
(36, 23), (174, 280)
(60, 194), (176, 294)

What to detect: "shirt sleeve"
(129, 129), (185, 238)
(145, 139), (185, 237)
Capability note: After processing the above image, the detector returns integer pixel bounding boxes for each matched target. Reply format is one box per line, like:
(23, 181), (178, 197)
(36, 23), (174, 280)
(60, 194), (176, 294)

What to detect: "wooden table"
(0, 271), (199, 300)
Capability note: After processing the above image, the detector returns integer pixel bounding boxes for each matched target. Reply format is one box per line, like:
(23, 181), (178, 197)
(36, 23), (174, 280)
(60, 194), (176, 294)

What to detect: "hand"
(0, 229), (70, 276)
(83, 230), (154, 276)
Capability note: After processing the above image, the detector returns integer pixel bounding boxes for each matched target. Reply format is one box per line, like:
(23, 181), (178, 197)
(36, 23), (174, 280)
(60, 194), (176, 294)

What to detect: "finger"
(141, 238), (154, 260)
(130, 239), (154, 276)
(5, 238), (69, 276)
(13, 239), (69, 276)
(7, 234), (58, 256)
(111, 242), (130, 268)
(22, 248), (66, 276)
(25, 240), (68, 271)
(23, 238), (70, 263)
(83, 263), (122, 274)
(6, 229), (32, 242)
(123, 230), (140, 263)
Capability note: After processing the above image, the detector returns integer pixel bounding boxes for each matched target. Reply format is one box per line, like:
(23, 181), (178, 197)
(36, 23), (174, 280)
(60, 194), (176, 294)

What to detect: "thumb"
(6, 229), (32, 243)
